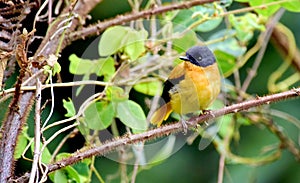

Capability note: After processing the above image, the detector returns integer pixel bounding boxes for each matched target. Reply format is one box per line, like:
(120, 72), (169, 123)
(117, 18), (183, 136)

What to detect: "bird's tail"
(150, 102), (172, 127)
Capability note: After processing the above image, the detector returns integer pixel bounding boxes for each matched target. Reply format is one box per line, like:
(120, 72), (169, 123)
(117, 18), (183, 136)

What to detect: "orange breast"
(170, 62), (220, 114)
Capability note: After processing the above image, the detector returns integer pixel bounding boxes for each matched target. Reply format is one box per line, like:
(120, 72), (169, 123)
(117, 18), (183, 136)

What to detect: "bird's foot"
(200, 109), (212, 115)
(181, 120), (188, 134)
(200, 109), (215, 118)
(180, 116), (191, 134)
(198, 110), (215, 128)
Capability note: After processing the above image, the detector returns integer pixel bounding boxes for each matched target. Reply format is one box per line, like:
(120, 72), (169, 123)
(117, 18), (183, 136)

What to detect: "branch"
(66, 0), (219, 44)
(241, 8), (285, 92)
(32, 88), (300, 176)
(271, 24), (300, 72)
(28, 79), (42, 183)
(50, 88), (300, 171)
(1, 80), (109, 96)
(36, 0), (101, 57)
(0, 0), (101, 181)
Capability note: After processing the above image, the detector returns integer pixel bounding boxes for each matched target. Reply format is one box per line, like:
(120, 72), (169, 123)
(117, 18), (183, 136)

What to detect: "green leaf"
(116, 100), (147, 132)
(53, 62), (61, 75)
(14, 126), (29, 159)
(64, 166), (81, 183)
(99, 26), (129, 56)
(53, 167), (81, 183)
(124, 29), (148, 61)
(281, 0), (300, 12)
(73, 160), (90, 178)
(220, 0), (233, 7)
(133, 81), (162, 96)
(43, 63), (61, 77)
(172, 10), (194, 29)
(69, 54), (115, 79)
(51, 153), (89, 183)
(214, 50), (236, 77)
(30, 143), (52, 164)
(173, 31), (198, 53)
(172, 4), (224, 33)
(95, 57), (115, 81)
(106, 86), (128, 102)
(69, 54), (93, 75)
(229, 13), (265, 43)
(99, 26), (148, 60)
(249, 0), (280, 16)
(53, 170), (68, 183)
(208, 29), (246, 57)
(194, 5), (223, 32)
(56, 152), (72, 160)
(237, 114), (252, 126)
(41, 147), (52, 164)
(77, 117), (90, 136)
(49, 153), (71, 182)
(84, 101), (114, 130)
(43, 54), (61, 77)
(69, 55), (115, 95)
(218, 114), (234, 139)
(63, 98), (76, 117)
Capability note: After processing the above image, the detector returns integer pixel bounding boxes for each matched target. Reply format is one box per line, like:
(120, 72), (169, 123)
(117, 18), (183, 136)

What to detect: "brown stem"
(35, 0), (102, 57)
(0, 32), (33, 183)
(259, 116), (300, 161)
(28, 79), (42, 183)
(241, 8), (285, 93)
(66, 0), (219, 45)
(271, 24), (300, 72)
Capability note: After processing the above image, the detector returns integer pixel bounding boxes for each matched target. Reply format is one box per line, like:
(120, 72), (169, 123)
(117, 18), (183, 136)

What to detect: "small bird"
(150, 46), (221, 131)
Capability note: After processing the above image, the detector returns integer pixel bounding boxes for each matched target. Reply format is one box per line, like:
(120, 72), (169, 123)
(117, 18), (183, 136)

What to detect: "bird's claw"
(200, 109), (215, 118)
(181, 119), (188, 134)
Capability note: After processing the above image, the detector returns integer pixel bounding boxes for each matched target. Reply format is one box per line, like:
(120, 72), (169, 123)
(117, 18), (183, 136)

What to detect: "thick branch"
(66, 0), (219, 44)
(45, 87), (299, 172)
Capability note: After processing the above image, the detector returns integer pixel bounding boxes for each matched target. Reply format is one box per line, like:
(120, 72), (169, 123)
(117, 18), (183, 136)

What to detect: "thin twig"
(41, 72), (54, 129)
(50, 129), (79, 163)
(67, 0), (292, 45)
(131, 162), (139, 183)
(241, 8), (285, 92)
(217, 153), (225, 183)
(29, 78), (42, 183)
(271, 23), (300, 72)
(259, 116), (300, 161)
(1, 80), (110, 95)
(67, 0), (218, 42)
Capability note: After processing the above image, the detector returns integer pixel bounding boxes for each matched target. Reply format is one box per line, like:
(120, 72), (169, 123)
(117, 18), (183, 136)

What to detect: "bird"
(150, 45), (221, 132)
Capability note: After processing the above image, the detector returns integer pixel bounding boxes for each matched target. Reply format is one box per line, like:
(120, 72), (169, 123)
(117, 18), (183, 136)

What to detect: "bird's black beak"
(179, 56), (189, 61)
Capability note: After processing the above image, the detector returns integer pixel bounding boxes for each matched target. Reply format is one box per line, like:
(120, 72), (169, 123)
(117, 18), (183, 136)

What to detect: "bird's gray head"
(179, 46), (216, 67)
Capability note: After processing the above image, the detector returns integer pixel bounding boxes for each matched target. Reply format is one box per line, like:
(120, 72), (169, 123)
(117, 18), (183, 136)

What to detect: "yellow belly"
(170, 62), (220, 114)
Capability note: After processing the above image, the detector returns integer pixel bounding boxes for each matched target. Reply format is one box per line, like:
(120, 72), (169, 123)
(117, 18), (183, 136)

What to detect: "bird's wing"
(161, 62), (185, 104)
(150, 63), (185, 126)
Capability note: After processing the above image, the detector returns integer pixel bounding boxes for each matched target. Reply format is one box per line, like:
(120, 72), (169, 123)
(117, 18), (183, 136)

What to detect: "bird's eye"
(198, 56), (202, 60)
